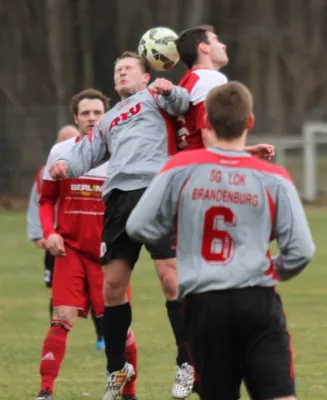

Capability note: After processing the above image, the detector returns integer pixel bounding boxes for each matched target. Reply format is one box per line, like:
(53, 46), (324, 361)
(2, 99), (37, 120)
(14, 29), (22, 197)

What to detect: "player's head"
(56, 125), (79, 143)
(204, 81), (254, 145)
(114, 51), (151, 99)
(70, 88), (110, 136)
(176, 25), (228, 70)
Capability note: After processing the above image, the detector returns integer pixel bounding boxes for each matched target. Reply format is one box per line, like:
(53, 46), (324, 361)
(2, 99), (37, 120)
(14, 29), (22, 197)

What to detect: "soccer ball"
(138, 27), (180, 72)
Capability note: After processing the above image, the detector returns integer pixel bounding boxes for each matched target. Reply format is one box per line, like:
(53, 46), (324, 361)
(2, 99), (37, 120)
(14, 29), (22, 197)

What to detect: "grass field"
(0, 210), (326, 400)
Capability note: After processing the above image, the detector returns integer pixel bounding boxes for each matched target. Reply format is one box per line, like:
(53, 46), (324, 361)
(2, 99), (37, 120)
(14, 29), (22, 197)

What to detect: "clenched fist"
(246, 144), (275, 160)
(152, 78), (173, 95)
(49, 161), (69, 180)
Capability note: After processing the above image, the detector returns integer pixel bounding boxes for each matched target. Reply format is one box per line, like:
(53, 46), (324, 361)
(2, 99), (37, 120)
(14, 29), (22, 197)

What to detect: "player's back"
(42, 137), (107, 261)
(166, 148), (313, 298)
(177, 69), (228, 151)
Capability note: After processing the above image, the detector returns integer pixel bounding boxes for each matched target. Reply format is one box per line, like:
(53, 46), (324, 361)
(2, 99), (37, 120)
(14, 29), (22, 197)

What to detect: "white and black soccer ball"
(138, 27), (180, 72)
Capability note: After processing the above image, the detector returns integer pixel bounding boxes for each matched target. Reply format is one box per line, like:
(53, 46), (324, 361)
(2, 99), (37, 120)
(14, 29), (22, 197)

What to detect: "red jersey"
(177, 68), (228, 151)
(39, 137), (107, 262)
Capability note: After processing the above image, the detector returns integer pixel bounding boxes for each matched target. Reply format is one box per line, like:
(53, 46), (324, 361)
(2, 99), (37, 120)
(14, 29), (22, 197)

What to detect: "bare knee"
(52, 306), (78, 327)
(155, 258), (177, 300)
(102, 259), (131, 306)
(268, 396), (296, 400)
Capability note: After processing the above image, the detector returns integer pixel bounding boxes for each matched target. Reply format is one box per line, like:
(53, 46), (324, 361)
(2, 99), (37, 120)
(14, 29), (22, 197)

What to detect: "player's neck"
(210, 137), (246, 152)
(192, 61), (215, 70)
(193, 59), (222, 71)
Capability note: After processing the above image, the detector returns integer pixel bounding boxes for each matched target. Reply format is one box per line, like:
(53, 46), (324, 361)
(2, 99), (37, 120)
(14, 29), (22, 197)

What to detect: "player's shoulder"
(161, 149), (209, 173)
(49, 136), (77, 158)
(245, 156), (292, 184)
(180, 68), (228, 104)
(192, 68), (228, 84)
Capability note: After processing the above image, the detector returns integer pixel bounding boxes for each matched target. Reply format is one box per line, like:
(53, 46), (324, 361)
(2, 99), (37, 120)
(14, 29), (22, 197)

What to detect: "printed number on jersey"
(201, 206), (236, 265)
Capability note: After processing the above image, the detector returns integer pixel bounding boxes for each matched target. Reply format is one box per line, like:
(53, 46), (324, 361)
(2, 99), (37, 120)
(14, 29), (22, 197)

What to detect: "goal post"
(302, 122), (327, 201)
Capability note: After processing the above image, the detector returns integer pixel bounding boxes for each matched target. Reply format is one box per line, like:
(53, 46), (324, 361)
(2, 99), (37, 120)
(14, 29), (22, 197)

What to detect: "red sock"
(39, 322), (70, 393)
(122, 330), (137, 397)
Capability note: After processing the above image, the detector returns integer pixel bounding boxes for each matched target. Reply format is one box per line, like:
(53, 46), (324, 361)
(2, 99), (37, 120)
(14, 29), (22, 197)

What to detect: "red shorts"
(52, 246), (104, 318)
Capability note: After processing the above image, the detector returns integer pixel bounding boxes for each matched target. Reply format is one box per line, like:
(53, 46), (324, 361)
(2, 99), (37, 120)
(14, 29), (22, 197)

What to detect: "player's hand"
(246, 144), (275, 160)
(33, 238), (46, 249)
(49, 161), (69, 180)
(46, 233), (66, 257)
(152, 78), (173, 95)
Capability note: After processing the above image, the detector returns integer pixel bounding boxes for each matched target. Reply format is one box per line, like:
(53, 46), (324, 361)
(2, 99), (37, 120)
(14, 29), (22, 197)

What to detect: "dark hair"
(70, 88), (111, 115)
(115, 51), (152, 74)
(175, 25), (214, 68)
(205, 81), (253, 140)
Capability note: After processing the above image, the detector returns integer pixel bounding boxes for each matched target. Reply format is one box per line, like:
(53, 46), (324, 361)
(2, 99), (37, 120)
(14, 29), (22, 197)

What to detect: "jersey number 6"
(201, 206), (236, 264)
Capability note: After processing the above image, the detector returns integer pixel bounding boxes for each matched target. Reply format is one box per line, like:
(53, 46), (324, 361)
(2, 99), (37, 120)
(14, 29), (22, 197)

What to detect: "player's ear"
(246, 113), (255, 131)
(144, 73), (151, 85)
(73, 114), (78, 126)
(198, 42), (209, 55)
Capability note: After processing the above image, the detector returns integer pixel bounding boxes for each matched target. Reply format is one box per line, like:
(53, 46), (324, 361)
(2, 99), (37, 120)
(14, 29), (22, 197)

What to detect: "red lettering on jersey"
(130, 102), (141, 115)
(228, 172), (246, 186)
(109, 117), (120, 131)
(191, 187), (259, 208)
(109, 103), (142, 131)
(209, 169), (222, 183)
(120, 112), (129, 121)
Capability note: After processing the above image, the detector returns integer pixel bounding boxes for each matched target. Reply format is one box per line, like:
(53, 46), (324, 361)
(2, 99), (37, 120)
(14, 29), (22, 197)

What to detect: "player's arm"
(273, 174), (315, 281)
(51, 123), (109, 179)
(127, 165), (186, 243)
(27, 181), (44, 246)
(152, 78), (190, 116)
(39, 148), (65, 256)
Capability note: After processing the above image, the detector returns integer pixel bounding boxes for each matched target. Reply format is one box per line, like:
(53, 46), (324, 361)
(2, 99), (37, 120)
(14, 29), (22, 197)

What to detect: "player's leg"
(36, 247), (84, 400)
(101, 189), (143, 400)
(122, 285), (138, 400)
(90, 303), (105, 350)
(44, 250), (55, 320)
(101, 259), (135, 400)
(184, 291), (242, 400)
(147, 239), (194, 399)
(239, 287), (296, 400)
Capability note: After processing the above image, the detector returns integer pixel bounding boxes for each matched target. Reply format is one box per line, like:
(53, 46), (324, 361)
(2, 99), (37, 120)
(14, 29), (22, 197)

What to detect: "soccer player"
(175, 24), (274, 158)
(27, 125), (106, 349)
(161, 24), (276, 398)
(48, 51), (190, 400)
(36, 89), (138, 400)
(126, 81), (315, 400)
(27, 125), (79, 315)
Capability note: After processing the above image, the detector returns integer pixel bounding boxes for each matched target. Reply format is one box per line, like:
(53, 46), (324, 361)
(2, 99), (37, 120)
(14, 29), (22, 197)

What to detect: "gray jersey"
(60, 86), (190, 198)
(127, 147), (315, 299)
(27, 182), (43, 241)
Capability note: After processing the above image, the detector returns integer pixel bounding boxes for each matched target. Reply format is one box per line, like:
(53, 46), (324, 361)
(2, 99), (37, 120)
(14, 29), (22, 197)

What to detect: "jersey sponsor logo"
(70, 183), (103, 197)
(109, 102), (142, 131)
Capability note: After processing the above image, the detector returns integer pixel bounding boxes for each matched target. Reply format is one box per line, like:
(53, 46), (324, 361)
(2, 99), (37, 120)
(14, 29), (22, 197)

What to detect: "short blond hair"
(115, 51), (151, 74)
(205, 81), (253, 139)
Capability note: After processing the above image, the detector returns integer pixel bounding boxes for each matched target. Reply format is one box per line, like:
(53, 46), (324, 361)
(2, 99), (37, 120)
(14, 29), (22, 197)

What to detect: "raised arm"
(273, 177), (315, 281)
(151, 78), (190, 116)
(51, 124), (109, 179)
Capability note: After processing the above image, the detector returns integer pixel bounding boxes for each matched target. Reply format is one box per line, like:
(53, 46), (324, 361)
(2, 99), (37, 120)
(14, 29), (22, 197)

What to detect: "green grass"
(0, 210), (326, 399)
